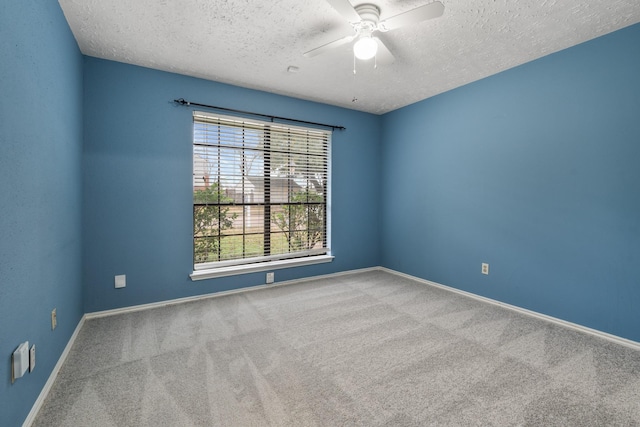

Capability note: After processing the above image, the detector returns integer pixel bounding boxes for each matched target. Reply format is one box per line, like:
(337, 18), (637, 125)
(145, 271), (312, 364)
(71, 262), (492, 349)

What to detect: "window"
(191, 111), (332, 279)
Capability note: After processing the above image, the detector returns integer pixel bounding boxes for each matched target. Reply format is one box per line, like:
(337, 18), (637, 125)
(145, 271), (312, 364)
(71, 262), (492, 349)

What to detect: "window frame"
(190, 111), (333, 281)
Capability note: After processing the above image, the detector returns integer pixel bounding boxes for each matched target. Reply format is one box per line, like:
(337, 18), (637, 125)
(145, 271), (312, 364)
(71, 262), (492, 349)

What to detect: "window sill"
(190, 254), (334, 281)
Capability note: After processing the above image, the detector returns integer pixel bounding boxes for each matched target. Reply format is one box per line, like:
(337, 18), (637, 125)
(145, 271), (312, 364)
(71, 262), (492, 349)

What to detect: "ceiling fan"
(304, 0), (445, 64)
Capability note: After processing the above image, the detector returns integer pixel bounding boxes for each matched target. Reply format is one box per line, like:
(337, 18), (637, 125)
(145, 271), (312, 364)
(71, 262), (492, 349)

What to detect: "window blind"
(192, 111), (330, 270)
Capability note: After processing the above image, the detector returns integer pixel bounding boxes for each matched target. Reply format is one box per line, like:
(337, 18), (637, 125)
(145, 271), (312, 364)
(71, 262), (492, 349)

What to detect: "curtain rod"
(173, 98), (346, 131)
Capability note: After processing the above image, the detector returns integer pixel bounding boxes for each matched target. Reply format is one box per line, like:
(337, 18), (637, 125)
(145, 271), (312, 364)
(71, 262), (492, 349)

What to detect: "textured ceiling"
(59, 0), (640, 114)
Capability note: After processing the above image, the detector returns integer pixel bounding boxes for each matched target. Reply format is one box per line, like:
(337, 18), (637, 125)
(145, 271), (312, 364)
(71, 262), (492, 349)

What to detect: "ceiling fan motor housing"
(353, 3), (380, 33)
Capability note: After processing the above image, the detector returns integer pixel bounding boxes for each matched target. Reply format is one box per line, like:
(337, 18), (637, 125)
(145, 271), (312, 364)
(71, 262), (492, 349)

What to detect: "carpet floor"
(33, 270), (640, 426)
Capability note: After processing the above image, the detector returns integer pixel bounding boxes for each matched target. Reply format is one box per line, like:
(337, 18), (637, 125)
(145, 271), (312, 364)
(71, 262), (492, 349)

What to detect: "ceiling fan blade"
(303, 34), (355, 58)
(378, 1), (444, 32)
(374, 37), (395, 65)
(326, 0), (361, 23)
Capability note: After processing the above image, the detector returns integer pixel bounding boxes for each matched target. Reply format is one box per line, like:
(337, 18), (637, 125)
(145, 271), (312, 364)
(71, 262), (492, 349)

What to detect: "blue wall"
(381, 23), (640, 342)
(82, 58), (382, 312)
(0, 1), (84, 425)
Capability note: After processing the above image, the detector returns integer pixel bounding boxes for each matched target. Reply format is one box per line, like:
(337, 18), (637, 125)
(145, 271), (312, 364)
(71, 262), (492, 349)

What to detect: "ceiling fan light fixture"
(353, 35), (377, 60)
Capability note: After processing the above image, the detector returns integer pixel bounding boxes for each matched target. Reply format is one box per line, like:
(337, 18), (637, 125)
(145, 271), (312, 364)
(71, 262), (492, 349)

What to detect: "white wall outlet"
(29, 344), (36, 372)
(115, 274), (126, 288)
(266, 272), (275, 284)
(482, 263), (489, 275)
(51, 308), (57, 330)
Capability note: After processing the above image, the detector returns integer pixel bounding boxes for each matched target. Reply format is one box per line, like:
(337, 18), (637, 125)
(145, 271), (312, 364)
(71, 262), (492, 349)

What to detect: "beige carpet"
(33, 270), (640, 426)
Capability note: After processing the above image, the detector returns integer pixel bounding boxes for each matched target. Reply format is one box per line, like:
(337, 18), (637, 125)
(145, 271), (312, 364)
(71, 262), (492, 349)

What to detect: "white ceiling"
(59, 0), (640, 115)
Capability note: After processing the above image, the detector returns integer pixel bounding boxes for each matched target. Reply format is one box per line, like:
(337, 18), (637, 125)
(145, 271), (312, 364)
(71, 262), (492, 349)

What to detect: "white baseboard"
(379, 267), (640, 352)
(23, 315), (86, 427)
(86, 266), (380, 319)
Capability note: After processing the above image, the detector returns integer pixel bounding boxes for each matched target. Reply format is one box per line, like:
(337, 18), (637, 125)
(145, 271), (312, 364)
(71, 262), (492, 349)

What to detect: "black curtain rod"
(173, 98), (346, 131)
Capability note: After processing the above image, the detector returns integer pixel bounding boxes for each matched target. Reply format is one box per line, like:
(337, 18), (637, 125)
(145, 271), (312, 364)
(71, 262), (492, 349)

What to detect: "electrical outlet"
(482, 263), (489, 275)
(266, 272), (275, 284)
(51, 308), (57, 330)
(29, 344), (36, 372)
